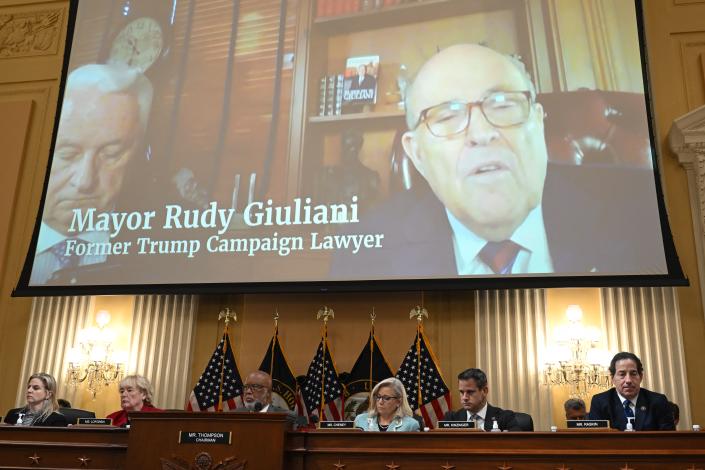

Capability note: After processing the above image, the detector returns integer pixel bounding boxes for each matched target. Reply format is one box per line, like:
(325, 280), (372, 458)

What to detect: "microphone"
(253, 401), (263, 412)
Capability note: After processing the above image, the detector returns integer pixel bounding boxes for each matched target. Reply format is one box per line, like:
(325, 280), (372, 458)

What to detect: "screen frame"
(12, 0), (687, 297)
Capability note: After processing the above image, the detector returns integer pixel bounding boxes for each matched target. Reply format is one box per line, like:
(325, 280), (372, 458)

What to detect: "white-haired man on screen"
(30, 63), (153, 285)
(330, 43), (666, 278)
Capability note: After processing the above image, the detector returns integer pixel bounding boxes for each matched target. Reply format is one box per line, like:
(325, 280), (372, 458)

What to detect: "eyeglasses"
(374, 395), (400, 403)
(243, 384), (267, 392)
(414, 91), (533, 138)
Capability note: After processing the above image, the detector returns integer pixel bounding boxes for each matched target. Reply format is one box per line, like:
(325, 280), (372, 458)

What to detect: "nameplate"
(437, 421), (476, 429)
(319, 421), (354, 429)
(566, 419), (609, 429)
(77, 418), (112, 426)
(179, 431), (232, 444)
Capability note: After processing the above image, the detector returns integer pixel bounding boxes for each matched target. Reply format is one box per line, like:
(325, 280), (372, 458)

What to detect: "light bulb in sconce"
(565, 304), (583, 323)
(67, 347), (82, 365)
(95, 310), (111, 329)
(98, 328), (117, 345)
(90, 346), (108, 362)
(111, 350), (128, 366)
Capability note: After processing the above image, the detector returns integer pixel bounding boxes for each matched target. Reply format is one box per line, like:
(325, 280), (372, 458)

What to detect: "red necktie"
(478, 240), (520, 274)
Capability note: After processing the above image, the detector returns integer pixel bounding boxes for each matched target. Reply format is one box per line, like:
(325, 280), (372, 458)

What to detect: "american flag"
(395, 326), (451, 428)
(186, 331), (244, 412)
(300, 339), (344, 421)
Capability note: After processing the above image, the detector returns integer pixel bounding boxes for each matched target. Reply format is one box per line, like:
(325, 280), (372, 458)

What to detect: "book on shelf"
(317, 73), (345, 117)
(334, 74), (344, 115)
(342, 55), (379, 113)
(317, 0), (411, 18)
(318, 75), (328, 116)
(325, 73), (337, 116)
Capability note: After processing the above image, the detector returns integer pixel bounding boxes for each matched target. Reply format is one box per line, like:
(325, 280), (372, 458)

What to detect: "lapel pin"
(640, 406), (646, 411)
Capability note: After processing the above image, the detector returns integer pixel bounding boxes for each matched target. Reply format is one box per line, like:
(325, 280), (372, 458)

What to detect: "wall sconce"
(543, 305), (611, 398)
(66, 310), (127, 398)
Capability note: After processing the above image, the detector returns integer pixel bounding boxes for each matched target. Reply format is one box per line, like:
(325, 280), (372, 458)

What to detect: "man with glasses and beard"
(237, 371), (301, 428)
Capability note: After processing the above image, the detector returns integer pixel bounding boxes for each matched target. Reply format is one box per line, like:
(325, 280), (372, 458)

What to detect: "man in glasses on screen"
(401, 44), (550, 275)
(331, 43), (665, 277)
(30, 63), (153, 285)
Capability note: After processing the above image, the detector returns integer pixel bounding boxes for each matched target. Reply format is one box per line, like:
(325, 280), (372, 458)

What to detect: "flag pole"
(410, 305), (428, 413)
(216, 308), (236, 412)
(369, 308), (376, 388)
(317, 306), (334, 421)
(270, 309), (279, 376)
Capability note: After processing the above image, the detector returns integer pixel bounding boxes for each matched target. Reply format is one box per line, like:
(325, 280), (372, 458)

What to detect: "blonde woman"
(3, 373), (68, 426)
(107, 375), (161, 427)
(353, 377), (420, 432)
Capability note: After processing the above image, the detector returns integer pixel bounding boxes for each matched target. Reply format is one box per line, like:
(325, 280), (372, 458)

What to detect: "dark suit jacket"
(442, 404), (522, 431)
(349, 74), (376, 91)
(4, 408), (68, 427)
(330, 163), (666, 277)
(235, 404), (302, 428)
(587, 387), (675, 431)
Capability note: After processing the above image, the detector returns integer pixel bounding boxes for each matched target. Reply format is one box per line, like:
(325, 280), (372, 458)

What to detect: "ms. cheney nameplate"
(319, 421), (354, 429)
(179, 431), (232, 444)
(566, 420), (609, 429)
(437, 421), (476, 429)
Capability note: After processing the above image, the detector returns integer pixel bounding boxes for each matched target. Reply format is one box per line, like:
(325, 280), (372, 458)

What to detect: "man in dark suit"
(349, 64), (376, 91)
(442, 368), (522, 431)
(329, 43), (666, 278)
(588, 352), (675, 431)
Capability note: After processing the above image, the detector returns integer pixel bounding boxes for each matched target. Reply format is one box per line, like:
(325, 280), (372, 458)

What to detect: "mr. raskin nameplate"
(77, 418), (112, 425)
(319, 421), (354, 429)
(566, 419), (609, 429)
(179, 431), (232, 444)
(437, 421), (476, 429)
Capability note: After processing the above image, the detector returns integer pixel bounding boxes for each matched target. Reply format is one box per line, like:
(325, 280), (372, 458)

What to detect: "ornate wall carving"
(0, 9), (62, 59)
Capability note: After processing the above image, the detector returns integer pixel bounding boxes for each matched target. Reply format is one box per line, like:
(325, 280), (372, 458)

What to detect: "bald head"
(406, 44), (534, 129)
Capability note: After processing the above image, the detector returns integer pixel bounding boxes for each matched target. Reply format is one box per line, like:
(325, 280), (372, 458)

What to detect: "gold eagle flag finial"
(317, 306), (335, 324)
(409, 305), (429, 323)
(218, 308), (236, 326)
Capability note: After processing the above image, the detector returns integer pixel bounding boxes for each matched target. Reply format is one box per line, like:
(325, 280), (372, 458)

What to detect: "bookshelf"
(286, 0), (536, 202)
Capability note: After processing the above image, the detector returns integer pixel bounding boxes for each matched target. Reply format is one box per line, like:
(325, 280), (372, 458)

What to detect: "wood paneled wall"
(0, 0), (70, 415)
(642, 0), (705, 425)
(0, 0), (704, 428)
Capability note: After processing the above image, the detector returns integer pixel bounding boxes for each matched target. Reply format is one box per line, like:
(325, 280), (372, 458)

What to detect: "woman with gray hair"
(107, 374), (161, 427)
(3, 373), (68, 426)
(353, 377), (420, 432)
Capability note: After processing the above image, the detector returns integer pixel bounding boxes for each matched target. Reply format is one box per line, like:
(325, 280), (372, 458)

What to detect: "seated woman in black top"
(3, 373), (68, 427)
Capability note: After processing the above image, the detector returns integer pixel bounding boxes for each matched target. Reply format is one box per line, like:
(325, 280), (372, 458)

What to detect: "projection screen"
(15, 0), (685, 294)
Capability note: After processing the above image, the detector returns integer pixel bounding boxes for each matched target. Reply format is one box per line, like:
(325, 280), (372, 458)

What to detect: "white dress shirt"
(447, 206), (554, 275)
(617, 391), (638, 418)
(466, 402), (489, 431)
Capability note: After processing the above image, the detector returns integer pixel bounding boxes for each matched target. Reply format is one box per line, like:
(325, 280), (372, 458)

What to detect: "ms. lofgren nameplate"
(179, 431), (232, 444)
